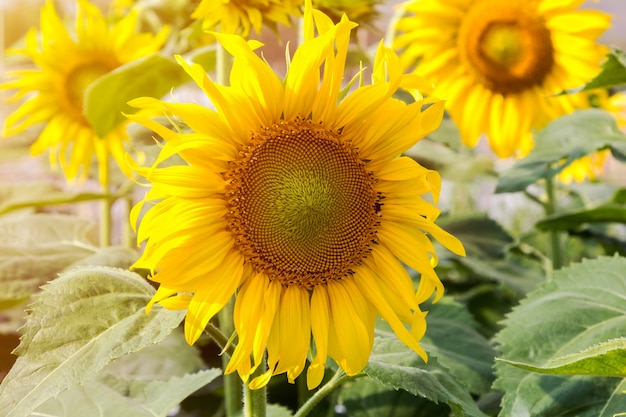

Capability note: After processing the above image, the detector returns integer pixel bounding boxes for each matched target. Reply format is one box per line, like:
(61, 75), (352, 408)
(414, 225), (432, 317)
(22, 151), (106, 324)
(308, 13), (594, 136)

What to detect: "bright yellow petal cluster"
(192, 0), (302, 37)
(1, 0), (168, 184)
(394, 0), (610, 164)
(129, 3), (464, 389)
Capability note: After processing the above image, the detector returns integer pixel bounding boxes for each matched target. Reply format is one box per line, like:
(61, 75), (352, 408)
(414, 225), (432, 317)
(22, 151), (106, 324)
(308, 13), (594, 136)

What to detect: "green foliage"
(340, 377), (451, 417)
(496, 109), (626, 193)
(364, 328), (489, 417)
(84, 54), (190, 138)
(420, 298), (496, 394)
(33, 369), (221, 417)
(537, 202), (626, 230)
(30, 328), (219, 416)
(0, 266), (185, 417)
(0, 213), (94, 309)
(494, 256), (626, 417)
(0, 213), (138, 310)
(576, 48), (626, 92)
(499, 338), (626, 377)
(0, 183), (111, 216)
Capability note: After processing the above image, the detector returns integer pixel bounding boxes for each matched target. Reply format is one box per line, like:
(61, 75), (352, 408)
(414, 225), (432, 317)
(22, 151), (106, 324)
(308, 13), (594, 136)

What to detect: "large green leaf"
(0, 214), (95, 308)
(437, 214), (514, 259)
(496, 109), (626, 193)
(84, 54), (189, 138)
(0, 266), (185, 417)
(536, 203), (626, 231)
(340, 377), (452, 417)
(494, 256), (626, 417)
(32, 327), (214, 416)
(498, 338), (626, 377)
(419, 298), (496, 394)
(32, 369), (220, 417)
(365, 330), (488, 417)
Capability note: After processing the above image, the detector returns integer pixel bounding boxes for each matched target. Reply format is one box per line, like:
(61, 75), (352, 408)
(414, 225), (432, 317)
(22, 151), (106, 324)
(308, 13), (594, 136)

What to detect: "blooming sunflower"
(393, 0), (610, 159)
(129, 3), (464, 389)
(192, 0), (302, 37)
(1, 0), (168, 184)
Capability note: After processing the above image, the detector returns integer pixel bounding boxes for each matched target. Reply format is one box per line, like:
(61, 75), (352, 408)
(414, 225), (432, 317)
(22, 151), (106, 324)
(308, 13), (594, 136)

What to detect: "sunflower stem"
(99, 160), (112, 247)
(297, 373), (311, 408)
(244, 363), (267, 417)
(293, 369), (356, 417)
(120, 196), (133, 249)
(545, 175), (564, 271)
(218, 298), (242, 417)
(216, 35), (232, 87)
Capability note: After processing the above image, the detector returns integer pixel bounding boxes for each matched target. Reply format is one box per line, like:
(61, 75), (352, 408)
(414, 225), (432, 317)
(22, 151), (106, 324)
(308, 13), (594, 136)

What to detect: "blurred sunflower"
(393, 0), (610, 178)
(192, 0), (302, 37)
(129, 3), (464, 389)
(1, 0), (168, 184)
(111, 0), (212, 52)
(313, 0), (380, 27)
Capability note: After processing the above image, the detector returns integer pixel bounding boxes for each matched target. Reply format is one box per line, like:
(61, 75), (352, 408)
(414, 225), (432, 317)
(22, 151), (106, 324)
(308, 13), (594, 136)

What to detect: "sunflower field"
(0, 0), (625, 416)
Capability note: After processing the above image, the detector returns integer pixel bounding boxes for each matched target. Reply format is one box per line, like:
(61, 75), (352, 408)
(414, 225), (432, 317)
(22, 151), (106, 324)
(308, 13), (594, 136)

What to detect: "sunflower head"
(312, 0), (381, 28)
(393, 0), (610, 159)
(192, 0), (302, 37)
(129, 1), (464, 389)
(1, 0), (168, 184)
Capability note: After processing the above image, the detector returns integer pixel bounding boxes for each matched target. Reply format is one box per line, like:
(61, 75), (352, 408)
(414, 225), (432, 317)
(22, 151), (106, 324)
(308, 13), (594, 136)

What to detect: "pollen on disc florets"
(459, 0), (554, 94)
(224, 117), (381, 290)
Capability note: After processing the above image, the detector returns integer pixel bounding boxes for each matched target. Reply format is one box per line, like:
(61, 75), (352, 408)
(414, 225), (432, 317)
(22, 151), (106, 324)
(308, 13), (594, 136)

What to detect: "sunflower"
(1, 0), (168, 184)
(129, 3), (464, 389)
(393, 0), (610, 160)
(192, 0), (302, 37)
(312, 0), (381, 27)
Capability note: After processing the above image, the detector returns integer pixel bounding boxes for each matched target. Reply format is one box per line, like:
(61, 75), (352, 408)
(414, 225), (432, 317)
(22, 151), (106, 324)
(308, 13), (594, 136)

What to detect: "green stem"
(205, 321), (234, 356)
(120, 196), (133, 249)
(218, 298), (242, 417)
(545, 176), (564, 271)
(293, 369), (356, 417)
(99, 161), (112, 247)
(244, 362), (267, 417)
(216, 37), (232, 87)
(297, 373), (310, 408)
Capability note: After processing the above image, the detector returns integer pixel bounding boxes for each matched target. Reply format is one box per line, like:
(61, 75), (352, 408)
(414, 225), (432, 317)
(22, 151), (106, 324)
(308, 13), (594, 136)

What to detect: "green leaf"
(188, 44), (217, 72)
(84, 54), (189, 138)
(498, 338), (626, 377)
(66, 246), (139, 270)
(103, 328), (204, 379)
(0, 183), (111, 215)
(496, 109), (626, 193)
(267, 404), (295, 417)
(365, 330), (489, 417)
(437, 214), (514, 259)
(0, 266), (185, 417)
(33, 369), (220, 417)
(536, 203), (626, 231)
(33, 328), (214, 416)
(494, 256), (626, 417)
(577, 48), (626, 92)
(0, 214), (95, 309)
(420, 298), (496, 394)
(340, 377), (452, 417)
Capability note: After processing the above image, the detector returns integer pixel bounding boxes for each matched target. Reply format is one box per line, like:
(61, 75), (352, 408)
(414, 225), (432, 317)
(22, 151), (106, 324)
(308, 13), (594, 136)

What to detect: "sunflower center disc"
(65, 61), (112, 124)
(225, 118), (380, 289)
(459, 0), (554, 94)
